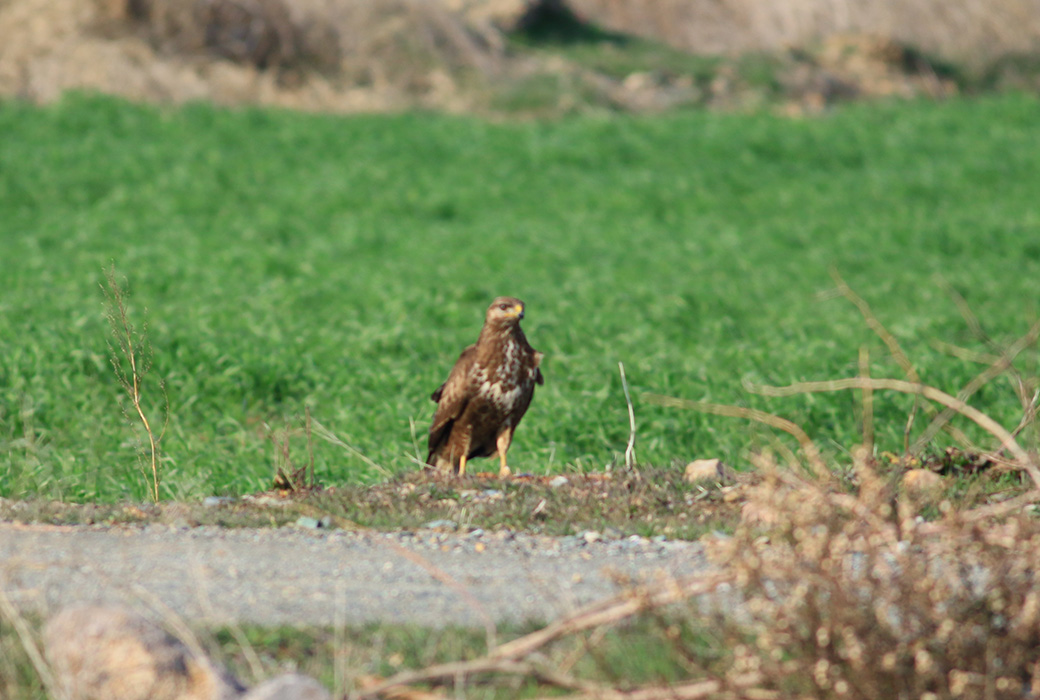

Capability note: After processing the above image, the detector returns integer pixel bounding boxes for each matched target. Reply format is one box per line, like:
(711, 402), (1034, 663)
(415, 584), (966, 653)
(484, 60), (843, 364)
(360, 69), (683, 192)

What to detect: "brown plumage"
(427, 297), (544, 476)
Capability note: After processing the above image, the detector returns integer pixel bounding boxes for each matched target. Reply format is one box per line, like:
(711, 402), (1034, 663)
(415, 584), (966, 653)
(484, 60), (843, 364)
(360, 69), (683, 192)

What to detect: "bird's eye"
(499, 303), (509, 310)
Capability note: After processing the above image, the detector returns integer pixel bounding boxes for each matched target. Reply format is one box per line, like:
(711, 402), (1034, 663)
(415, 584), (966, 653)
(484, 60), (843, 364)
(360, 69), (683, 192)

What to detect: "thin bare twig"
(830, 269), (919, 383)
(930, 339), (1000, 366)
(184, 543), (265, 683)
(910, 319), (1040, 453)
(355, 574), (737, 695)
(936, 274), (1039, 412)
(951, 488), (1040, 524)
(859, 346), (873, 453)
(746, 377), (1040, 488)
(354, 658), (594, 699)
(829, 268), (921, 454)
(379, 537), (498, 654)
(491, 572), (734, 662)
(644, 394), (828, 478)
(310, 418), (392, 479)
(619, 362), (636, 470)
(306, 405), (315, 488)
(531, 678), (728, 700)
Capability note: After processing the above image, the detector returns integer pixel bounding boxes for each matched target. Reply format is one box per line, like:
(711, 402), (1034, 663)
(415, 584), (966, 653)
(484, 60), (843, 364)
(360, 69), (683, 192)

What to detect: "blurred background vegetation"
(1, 0), (1039, 501)
(1, 0), (1038, 116)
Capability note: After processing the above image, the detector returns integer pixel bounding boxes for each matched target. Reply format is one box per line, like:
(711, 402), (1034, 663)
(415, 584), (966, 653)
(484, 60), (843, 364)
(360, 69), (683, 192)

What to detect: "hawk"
(427, 297), (544, 476)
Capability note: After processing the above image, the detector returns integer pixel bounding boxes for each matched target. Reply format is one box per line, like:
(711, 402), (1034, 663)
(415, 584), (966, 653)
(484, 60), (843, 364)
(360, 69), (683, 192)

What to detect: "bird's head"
(485, 297), (526, 326)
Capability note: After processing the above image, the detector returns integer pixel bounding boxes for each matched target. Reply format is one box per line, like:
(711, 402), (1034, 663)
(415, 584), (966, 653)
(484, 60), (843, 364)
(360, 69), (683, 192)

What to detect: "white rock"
(684, 458), (730, 484)
(901, 469), (945, 503)
(241, 674), (330, 700)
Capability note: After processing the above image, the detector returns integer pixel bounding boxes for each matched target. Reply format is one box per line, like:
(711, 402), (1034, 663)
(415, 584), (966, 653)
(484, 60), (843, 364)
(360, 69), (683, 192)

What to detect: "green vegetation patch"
(1, 93), (1039, 502)
(0, 612), (727, 700)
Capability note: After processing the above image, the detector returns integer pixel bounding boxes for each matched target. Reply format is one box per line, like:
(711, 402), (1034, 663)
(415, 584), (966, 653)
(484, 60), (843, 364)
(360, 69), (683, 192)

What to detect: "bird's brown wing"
(427, 345), (478, 459)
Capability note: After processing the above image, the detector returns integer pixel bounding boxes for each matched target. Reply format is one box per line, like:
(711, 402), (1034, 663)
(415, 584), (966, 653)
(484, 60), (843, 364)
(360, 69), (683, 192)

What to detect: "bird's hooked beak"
(515, 304), (525, 320)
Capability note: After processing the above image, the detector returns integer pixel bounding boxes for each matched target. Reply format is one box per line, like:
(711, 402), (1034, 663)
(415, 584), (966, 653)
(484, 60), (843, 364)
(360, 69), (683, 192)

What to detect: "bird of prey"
(426, 297), (543, 476)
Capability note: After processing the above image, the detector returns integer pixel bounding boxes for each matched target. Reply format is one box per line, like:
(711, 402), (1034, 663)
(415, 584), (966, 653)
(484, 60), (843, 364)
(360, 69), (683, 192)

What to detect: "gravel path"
(0, 523), (715, 627)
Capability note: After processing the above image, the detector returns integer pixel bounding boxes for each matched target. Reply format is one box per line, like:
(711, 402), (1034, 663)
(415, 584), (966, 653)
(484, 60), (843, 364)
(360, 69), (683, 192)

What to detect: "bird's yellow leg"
(454, 428), (472, 477)
(496, 429), (513, 478)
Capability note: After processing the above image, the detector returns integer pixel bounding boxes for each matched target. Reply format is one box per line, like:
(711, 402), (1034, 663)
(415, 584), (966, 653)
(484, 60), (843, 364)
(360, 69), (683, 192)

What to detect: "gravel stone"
(0, 523), (712, 627)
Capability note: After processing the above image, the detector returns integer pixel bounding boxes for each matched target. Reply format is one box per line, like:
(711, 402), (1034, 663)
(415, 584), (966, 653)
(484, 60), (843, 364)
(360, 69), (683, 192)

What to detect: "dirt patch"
(0, 0), (506, 112)
(566, 0), (1040, 64)
(0, 0), (1033, 115)
(0, 467), (745, 539)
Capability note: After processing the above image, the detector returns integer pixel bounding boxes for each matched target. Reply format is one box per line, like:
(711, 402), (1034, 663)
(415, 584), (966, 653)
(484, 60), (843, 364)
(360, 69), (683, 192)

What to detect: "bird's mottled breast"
(473, 337), (536, 410)
(494, 338), (522, 381)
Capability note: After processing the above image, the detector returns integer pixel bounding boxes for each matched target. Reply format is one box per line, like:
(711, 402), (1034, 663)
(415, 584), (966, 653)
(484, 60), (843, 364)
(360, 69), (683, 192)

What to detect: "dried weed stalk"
(102, 266), (168, 503)
(619, 361), (637, 471)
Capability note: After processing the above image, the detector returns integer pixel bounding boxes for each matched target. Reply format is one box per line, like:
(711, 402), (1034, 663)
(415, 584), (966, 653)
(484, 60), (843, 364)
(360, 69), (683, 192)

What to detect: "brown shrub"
(127, 0), (305, 71)
(122, 0), (503, 80)
(706, 454), (1040, 699)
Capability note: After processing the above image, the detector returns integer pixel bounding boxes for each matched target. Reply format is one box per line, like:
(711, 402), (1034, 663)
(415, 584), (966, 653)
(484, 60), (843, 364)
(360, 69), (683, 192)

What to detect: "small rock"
(202, 496), (233, 508)
(582, 530), (601, 544)
(684, 458), (731, 484)
(241, 674), (330, 700)
(902, 469), (945, 503)
(548, 475), (569, 488)
(294, 516), (322, 529)
(740, 500), (782, 527)
(242, 494), (292, 508)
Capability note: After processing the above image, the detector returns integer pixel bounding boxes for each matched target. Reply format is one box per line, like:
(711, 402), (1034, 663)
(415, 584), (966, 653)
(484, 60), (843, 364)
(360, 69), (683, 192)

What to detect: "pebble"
(202, 496), (234, 508)
(294, 516), (333, 529)
(548, 476), (570, 488)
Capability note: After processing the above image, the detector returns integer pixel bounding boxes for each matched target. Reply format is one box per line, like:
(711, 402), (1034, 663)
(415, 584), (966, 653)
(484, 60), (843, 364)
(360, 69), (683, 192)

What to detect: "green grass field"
(2, 92), (1039, 501)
